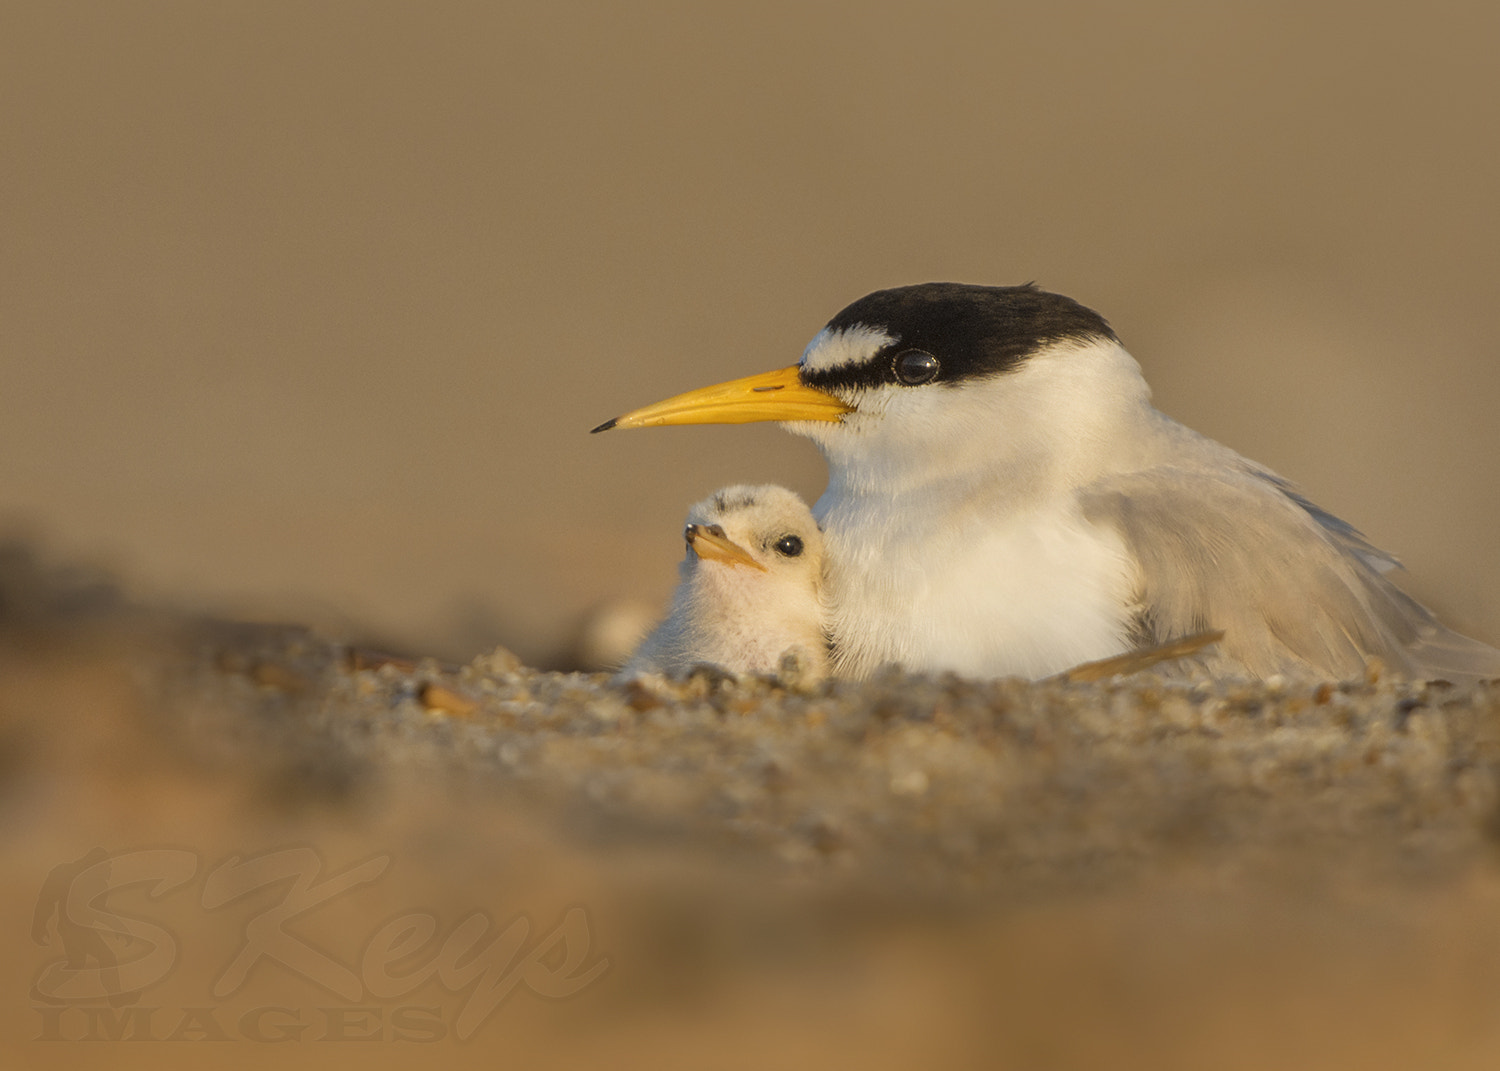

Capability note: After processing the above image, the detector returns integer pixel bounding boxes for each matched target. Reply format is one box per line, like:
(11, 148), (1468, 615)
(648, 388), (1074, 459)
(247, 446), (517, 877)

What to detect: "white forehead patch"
(799, 323), (895, 374)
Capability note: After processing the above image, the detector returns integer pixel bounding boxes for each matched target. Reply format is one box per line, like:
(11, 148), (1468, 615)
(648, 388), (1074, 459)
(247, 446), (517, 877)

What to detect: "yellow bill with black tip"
(591, 364), (851, 433)
(685, 525), (767, 571)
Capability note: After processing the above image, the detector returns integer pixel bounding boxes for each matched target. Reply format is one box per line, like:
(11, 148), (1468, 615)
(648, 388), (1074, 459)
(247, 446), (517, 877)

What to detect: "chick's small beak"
(685, 524), (767, 572)
(591, 364), (851, 433)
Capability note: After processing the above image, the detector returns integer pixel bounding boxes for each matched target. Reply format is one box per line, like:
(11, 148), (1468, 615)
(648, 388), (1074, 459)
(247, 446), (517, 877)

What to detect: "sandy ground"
(7, 549), (1500, 1069)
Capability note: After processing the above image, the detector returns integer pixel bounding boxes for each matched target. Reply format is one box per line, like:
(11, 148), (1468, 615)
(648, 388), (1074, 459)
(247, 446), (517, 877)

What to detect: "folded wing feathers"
(1081, 466), (1500, 683)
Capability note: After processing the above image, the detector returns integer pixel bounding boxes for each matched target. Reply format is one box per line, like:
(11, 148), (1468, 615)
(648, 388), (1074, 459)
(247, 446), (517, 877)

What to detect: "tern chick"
(597, 282), (1500, 684)
(620, 484), (828, 681)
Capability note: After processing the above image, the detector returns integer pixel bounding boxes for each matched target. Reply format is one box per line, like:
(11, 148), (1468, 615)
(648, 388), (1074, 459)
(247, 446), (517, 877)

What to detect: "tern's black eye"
(893, 349), (940, 386)
(774, 534), (804, 558)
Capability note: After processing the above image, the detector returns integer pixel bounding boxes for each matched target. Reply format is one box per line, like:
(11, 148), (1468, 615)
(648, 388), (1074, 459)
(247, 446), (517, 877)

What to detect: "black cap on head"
(804, 282), (1117, 392)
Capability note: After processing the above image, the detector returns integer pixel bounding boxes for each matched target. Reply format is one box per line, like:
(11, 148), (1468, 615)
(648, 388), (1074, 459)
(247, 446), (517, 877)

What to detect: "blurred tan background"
(2, 0), (1497, 667)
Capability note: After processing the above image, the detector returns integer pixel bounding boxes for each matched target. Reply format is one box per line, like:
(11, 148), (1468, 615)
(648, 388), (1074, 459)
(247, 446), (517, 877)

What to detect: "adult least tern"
(595, 283), (1500, 683)
(620, 484), (829, 680)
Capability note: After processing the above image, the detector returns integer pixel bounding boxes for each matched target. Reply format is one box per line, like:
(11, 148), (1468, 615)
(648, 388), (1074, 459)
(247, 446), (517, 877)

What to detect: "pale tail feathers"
(1396, 609), (1500, 684)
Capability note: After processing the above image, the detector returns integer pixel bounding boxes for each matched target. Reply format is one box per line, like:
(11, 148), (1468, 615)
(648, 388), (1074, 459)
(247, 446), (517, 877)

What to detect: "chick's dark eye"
(893, 349), (940, 385)
(774, 535), (804, 558)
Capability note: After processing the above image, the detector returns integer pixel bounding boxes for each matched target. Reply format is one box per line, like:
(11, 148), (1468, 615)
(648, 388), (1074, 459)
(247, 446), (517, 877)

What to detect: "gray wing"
(1080, 466), (1500, 683)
